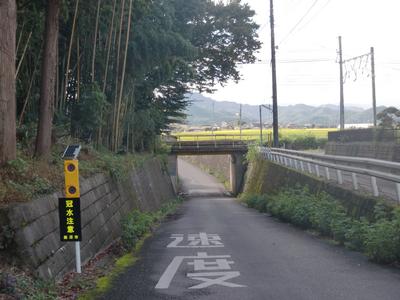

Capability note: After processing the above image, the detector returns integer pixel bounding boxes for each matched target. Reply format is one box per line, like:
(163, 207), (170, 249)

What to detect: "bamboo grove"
(0, 0), (260, 163)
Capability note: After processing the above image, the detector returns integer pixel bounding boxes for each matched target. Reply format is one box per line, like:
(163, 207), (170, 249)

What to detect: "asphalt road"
(102, 158), (400, 300)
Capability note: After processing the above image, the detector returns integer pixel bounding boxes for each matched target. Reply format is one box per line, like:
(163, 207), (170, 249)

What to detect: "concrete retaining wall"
(325, 142), (400, 162)
(180, 155), (231, 182)
(244, 158), (389, 220)
(1, 158), (176, 280)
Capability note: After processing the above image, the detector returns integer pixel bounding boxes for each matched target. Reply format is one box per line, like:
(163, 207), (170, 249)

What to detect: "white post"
(294, 160), (298, 170)
(337, 170), (343, 185)
(284, 157), (288, 166)
(308, 162), (312, 174)
(396, 183), (400, 203)
(325, 167), (330, 180)
(315, 165), (320, 177)
(371, 176), (379, 197)
(352, 173), (359, 190)
(300, 161), (305, 172)
(75, 241), (82, 273)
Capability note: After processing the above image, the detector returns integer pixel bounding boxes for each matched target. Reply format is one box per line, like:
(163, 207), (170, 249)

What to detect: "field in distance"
(174, 128), (337, 141)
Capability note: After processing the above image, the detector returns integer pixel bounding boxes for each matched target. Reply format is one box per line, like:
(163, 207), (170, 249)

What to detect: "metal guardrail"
(170, 139), (248, 151)
(168, 134), (267, 151)
(259, 147), (400, 203)
(173, 134), (271, 143)
(272, 148), (400, 175)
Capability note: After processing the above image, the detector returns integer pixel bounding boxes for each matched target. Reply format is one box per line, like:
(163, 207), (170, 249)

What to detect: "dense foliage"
(9, 0), (260, 158)
(242, 187), (400, 264)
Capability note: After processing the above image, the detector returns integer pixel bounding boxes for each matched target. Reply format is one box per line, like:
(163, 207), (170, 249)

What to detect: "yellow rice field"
(174, 128), (337, 141)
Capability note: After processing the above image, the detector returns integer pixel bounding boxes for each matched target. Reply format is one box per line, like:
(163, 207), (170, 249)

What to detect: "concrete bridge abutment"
(230, 153), (247, 196)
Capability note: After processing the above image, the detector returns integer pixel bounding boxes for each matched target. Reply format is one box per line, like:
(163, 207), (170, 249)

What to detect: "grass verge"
(0, 141), (159, 208)
(0, 198), (184, 299)
(77, 197), (184, 299)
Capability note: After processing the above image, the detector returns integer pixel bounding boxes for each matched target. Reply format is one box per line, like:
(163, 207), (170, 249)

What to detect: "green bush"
(121, 198), (183, 249)
(364, 220), (400, 263)
(121, 210), (154, 249)
(242, 194), (269, 212)
(364, 210), (400, 263)
(242, 187), (400, 264)
(279, 136), (327, 150)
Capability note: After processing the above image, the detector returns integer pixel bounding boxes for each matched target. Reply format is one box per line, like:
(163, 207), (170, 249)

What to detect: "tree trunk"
(35, 0), (60, 159)
(0, 0), (17, 164)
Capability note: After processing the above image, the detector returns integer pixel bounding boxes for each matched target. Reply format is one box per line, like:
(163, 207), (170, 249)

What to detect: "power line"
(278, 0), (320, 46)
(239, 58), (333, 65)
(296, 0), (332, 32)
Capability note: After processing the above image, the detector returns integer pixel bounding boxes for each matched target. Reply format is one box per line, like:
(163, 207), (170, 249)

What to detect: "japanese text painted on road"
(156, 232), (246, 290)
(59, 198), (82, 242)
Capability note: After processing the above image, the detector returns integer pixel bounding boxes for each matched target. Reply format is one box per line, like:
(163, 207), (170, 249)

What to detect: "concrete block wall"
(4, 158), (176, 280)
(325, 142), (400, 162)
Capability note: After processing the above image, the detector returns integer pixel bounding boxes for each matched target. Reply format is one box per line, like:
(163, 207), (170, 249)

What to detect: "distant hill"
(184, 94), (385, 126)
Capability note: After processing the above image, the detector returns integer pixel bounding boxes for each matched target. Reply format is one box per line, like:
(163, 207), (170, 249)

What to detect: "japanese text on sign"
(59, 198), (82, 242)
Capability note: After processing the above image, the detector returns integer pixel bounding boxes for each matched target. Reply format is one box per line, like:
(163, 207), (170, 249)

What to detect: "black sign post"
(59, 198), (82, 242)
(61, 145), (82, 273)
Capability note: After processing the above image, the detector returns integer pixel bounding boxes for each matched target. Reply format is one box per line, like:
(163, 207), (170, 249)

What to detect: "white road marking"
(155, 252), (245, 290)
(187, 271), (246, 289)
(167, 232), (224, 248)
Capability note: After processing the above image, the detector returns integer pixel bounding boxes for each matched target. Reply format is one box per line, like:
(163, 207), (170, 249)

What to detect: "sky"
(205, 0), (400, 108)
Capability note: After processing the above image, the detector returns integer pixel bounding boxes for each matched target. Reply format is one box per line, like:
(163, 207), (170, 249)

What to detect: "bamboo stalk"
(102, 0), (116, 93)
(18, 67), (37, 126)
(97, 0), (117, 147)
(111, 0), (126, 151)
(91, 0), (101, 83)
(62, 0), (80, 109)
(115, 0), (133, 149)
(77, 37), (80, 101)
(15, 31), (32, 79)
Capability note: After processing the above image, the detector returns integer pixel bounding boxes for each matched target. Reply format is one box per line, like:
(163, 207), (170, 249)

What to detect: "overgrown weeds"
(121, 197), (184, 250)
(0, 143), (154, 207)
(241, 187), (400, 264)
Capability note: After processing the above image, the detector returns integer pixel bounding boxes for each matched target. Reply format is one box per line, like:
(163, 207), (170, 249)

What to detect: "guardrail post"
(196, 136), (199, 149)
(325, 167), (330, 180)
(337, 170), (343, 185)
(307, 162), (312, 174)
(396, 183), (400, 203)
(300, 161), (305, 172)
(214, 135), (217, 148)
(351, 173), (359, 190)
(315, 165), (320, 177)
(294, 160), (298, 170)
(371, 176), (379, 197)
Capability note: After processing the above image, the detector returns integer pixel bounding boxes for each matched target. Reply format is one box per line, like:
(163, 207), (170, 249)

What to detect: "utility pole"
(270, 0), (279, 147)
(338, 36), (345, 130)
(239, 104), (242, 140)
(259, 105), (263, 146)
(212, 101), (215, 134)
(371, 47), (377, 127)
